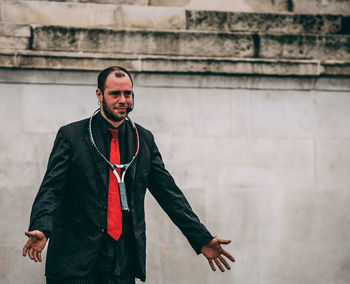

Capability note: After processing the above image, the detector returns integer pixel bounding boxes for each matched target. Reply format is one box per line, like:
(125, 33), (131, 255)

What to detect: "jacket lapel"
(124, 119), (137, 184)
(84, 118), (109, 189)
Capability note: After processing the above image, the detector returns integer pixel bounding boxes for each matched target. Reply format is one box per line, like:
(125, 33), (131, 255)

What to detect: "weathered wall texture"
(1, 69), (350, 284)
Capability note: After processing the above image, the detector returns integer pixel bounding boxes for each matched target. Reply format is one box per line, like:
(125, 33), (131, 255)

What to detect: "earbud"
(126, 91), (135, 113)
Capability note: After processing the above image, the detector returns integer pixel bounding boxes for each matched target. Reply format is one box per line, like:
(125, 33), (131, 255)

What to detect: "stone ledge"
(0, 37), (30, 50)
(0, 23), (31, 51)
(30, 25), (350, 60)
(2, 23), (349, 61)
(3, 68), (350, 91)
(0, 1), (120, 28)
(115, 5), (186, 30)
(293, 0), (350, 16)
(2, 50), (347, 77)
(31, 26), (255, 58)
(0, 1), (186, 30)
(151, 0), (350, 15)
(140, 56), (322, 76)
(322, 61), (350, 76)
(16, 0), (350, 16)
(1, 1), (349, 34)
(186, 11), (343, 35)
(0, 23), (31, 37)
(259, 34), (350, 60)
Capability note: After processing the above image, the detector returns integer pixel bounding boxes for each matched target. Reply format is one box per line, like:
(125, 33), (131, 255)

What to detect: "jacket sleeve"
(28, 127), (72, 237)
(147, 132), (214, 254)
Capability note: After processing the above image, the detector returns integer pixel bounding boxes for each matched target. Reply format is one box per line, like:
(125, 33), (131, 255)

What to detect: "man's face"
(96, 72), (133, 122)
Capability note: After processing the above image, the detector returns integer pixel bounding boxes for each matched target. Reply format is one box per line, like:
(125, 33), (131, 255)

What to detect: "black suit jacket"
(29, 115), (213, 281)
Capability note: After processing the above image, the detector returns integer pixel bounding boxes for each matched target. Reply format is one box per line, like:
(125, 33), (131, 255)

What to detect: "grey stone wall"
(1, 68), (350, 284)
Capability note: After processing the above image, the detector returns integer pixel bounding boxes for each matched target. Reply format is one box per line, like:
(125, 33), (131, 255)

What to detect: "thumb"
(24, 231), (37, 238)
(217, 238), (231, 245)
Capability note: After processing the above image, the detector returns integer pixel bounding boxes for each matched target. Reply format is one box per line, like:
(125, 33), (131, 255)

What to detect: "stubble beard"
(102, 96), (126, 122)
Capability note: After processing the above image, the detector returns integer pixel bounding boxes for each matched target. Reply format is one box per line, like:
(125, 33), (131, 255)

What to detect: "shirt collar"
(96, 111), (126, 136)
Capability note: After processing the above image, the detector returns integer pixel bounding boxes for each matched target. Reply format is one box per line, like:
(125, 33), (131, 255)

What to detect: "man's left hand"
(201, 237), (235, 272)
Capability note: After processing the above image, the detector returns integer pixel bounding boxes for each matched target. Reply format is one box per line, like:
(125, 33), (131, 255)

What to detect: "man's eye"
(124, 91), (132, 97)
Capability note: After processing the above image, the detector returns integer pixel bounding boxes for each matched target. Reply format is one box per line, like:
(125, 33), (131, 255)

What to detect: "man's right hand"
(22, 230), (47, 262)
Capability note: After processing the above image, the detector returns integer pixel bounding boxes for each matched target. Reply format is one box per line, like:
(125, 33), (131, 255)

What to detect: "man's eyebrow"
(109, 89), (132, 93)
(108, 90), (122, 95)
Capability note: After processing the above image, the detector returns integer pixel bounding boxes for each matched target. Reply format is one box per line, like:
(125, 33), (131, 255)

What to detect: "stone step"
(1, 23), (349, 61)
(186, 11), (347, 35)
(154, 0), (350, 15)
(259, 33), (350, 60)
(30, 26), (255, 58)
(153, 0), (350, 15)
(28, 25), (350, 60)
(150, 0), (292, 13)
(0, 23), (31, 50)
(0, 1), (348, 34)
(2, 49), (348, 77)
(293, 0), (350, 15)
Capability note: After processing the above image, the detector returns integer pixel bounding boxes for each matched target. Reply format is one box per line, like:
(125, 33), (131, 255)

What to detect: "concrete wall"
(1, 68), (349, 284)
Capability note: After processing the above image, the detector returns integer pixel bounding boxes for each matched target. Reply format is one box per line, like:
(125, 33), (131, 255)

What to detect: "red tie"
(107, 129), (122, 240)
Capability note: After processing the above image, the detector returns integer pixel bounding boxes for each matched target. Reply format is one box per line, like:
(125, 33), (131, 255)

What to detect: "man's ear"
(96, 88), (103, 104)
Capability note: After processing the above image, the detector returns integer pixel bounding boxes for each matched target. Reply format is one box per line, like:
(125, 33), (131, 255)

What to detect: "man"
(23, 66), (235, 284)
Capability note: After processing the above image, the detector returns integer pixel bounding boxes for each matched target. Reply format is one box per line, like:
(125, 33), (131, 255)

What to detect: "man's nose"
(119, 94), (126, 103)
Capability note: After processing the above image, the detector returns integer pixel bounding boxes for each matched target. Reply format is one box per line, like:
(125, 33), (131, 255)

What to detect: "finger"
(222, 249), (235, 262)
(22, 246), (28, 256)
(28, 248), (34, 260)
(208, 259), (216, 271)
(214, 258), (225, 272)
(22, 241), (30, 256)
(217, 238), (231, 245)
(218, 255), (231, 270)
(38, 251), (42, 262)
(33, 250), (39, 262)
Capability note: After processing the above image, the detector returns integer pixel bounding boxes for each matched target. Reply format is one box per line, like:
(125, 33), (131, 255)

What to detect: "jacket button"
(101, 228), (105, 232)
(103, 205), (107, 209)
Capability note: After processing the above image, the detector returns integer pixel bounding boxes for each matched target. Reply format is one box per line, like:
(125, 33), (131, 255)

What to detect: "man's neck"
(100, 109), (124, 128)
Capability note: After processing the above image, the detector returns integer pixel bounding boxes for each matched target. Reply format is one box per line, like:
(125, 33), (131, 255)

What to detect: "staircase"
(0, 0), (349, 76)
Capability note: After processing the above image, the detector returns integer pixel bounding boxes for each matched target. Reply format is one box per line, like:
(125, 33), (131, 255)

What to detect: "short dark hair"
(97, 66), (134, 93)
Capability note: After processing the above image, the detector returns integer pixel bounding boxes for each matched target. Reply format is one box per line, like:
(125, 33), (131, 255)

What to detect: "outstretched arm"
(28, 128), (71, 235)
(146, 131), (214, 253)
(201, 237), (235, 272)
(23, 127), (71, 262)
(22, 230), (47, 262)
